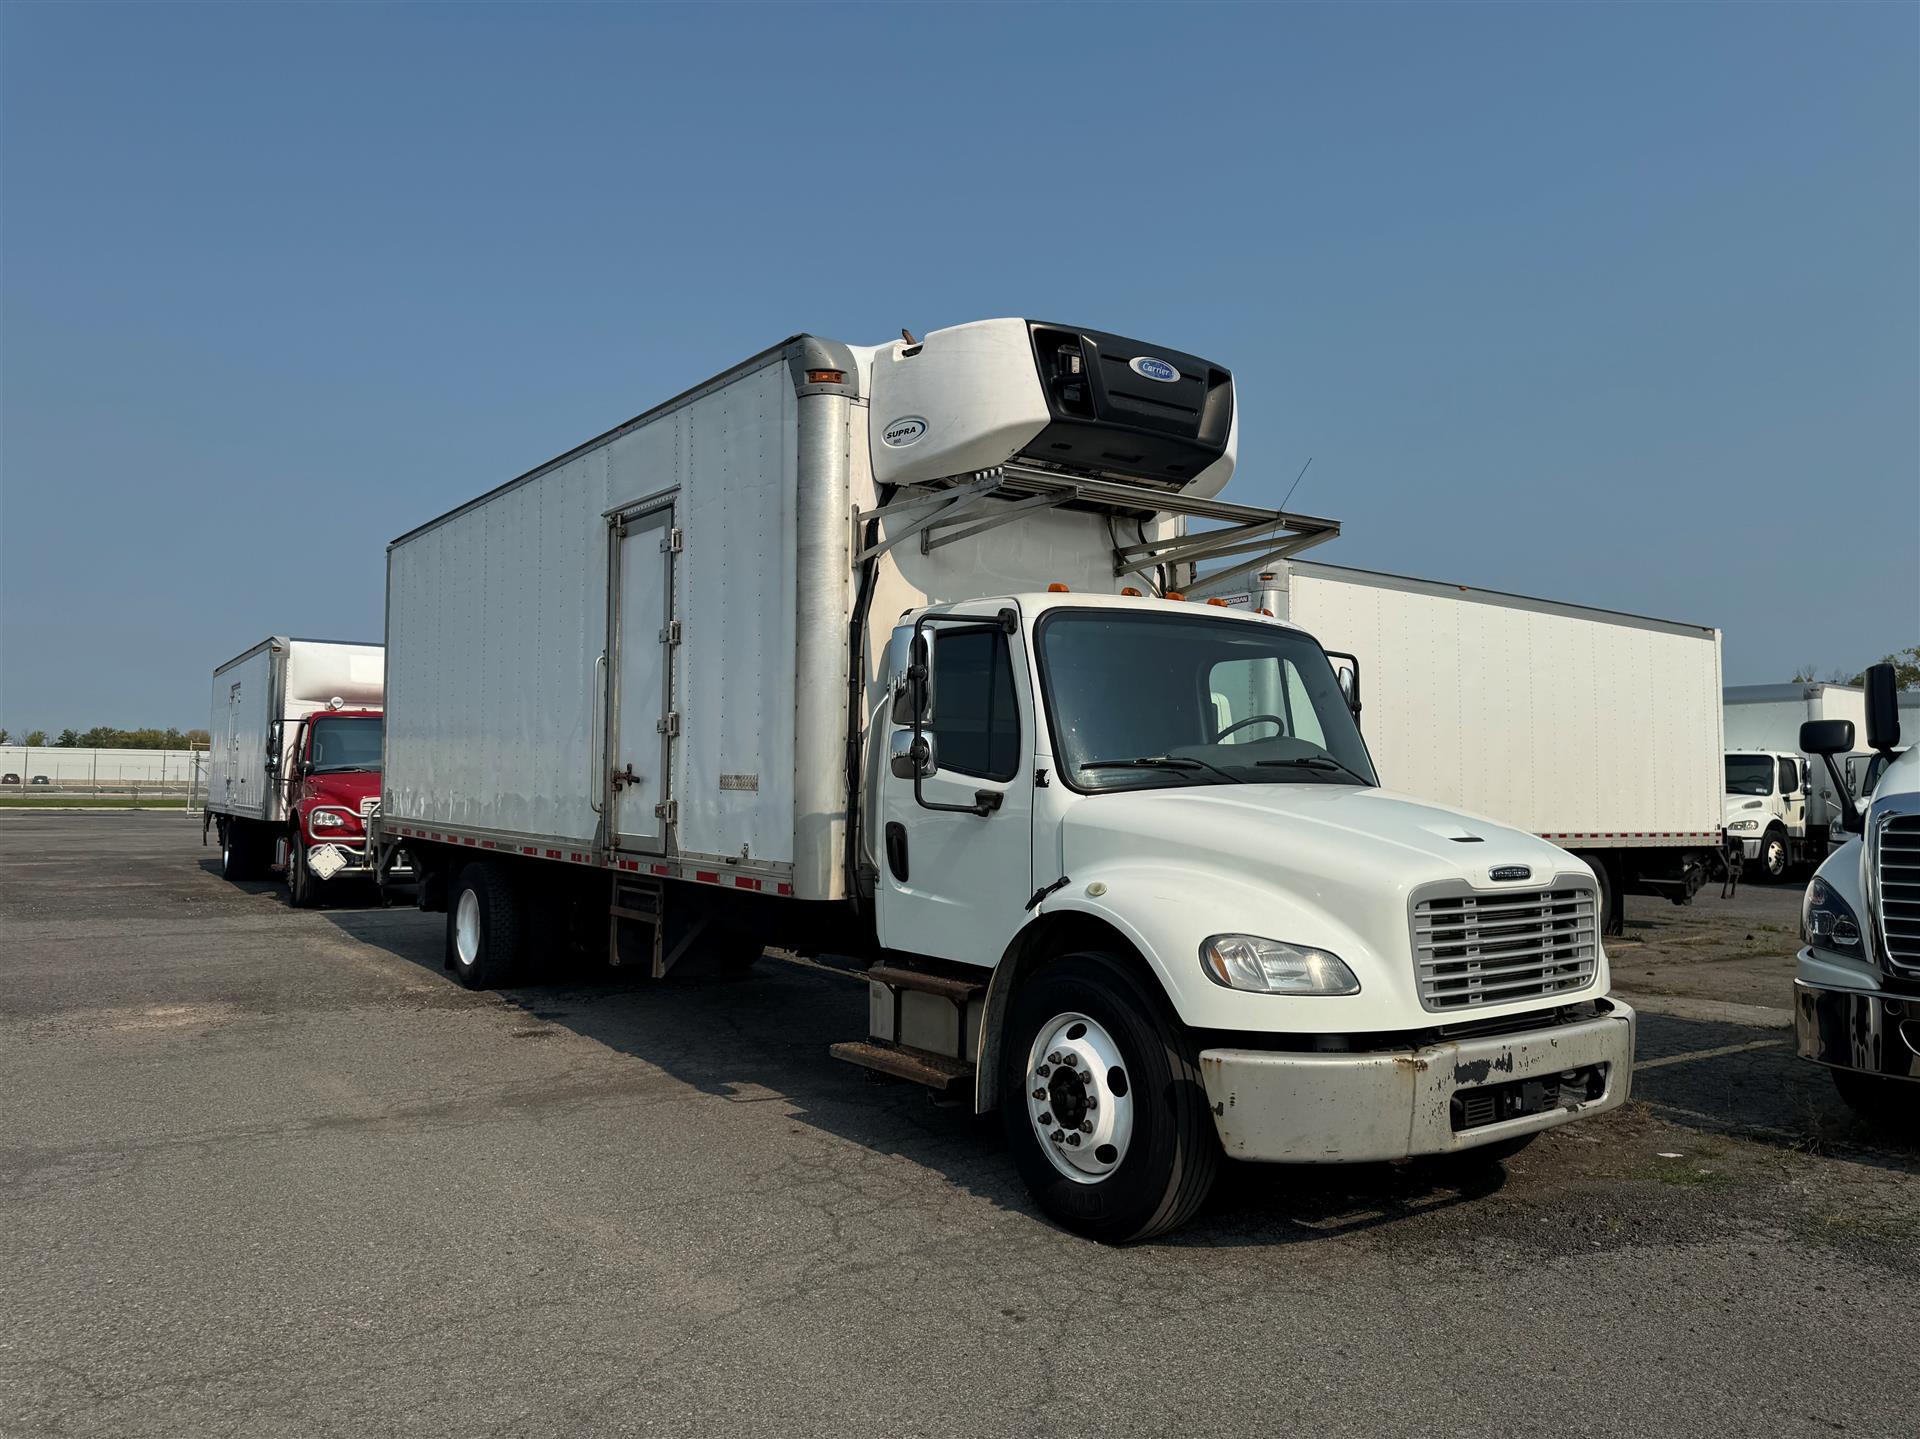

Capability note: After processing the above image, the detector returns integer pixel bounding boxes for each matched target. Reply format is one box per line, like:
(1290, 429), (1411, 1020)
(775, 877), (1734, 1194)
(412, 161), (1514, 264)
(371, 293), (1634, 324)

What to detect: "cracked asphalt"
(3, 813), (1915, 1438)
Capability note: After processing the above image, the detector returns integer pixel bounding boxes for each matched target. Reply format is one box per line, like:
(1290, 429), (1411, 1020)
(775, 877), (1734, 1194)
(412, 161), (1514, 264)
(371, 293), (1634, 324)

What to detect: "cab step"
(830, 1039), (973, 1095)
(866, 962), (985, 1004)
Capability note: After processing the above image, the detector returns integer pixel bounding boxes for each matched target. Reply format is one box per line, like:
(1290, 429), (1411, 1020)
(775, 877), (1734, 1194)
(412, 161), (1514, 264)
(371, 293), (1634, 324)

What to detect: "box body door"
(610, 506), (676, 852)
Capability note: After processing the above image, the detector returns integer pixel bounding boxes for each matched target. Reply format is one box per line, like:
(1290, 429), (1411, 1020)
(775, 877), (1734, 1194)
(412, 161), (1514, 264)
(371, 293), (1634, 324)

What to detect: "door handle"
(611, 763), (642, 791)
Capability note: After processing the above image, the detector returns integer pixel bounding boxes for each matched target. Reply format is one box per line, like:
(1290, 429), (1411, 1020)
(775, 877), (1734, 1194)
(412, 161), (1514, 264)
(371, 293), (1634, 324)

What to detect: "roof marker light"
(1120, 586), (1142, 597)
(1164, 591), (1186, 602)
(1047, 583), (1070, 593)
(1206, 598), (1230, 608)
(805, 369), (845, 385)
(1259, 608), (1274, 617)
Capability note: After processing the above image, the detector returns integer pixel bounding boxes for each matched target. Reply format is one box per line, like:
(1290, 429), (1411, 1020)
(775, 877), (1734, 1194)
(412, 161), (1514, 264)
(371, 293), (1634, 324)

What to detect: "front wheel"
(1831, 1069), (1919, 1135)
(287, 839), (319, 908)
(1000, 952), (1219, 1243)
(1756, 826), (1791, 883)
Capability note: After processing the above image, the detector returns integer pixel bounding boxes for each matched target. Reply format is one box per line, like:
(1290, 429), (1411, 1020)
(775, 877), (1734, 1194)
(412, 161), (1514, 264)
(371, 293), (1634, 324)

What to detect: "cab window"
(930, 628), (1020, 782)
(1208, 655), (1327, 747)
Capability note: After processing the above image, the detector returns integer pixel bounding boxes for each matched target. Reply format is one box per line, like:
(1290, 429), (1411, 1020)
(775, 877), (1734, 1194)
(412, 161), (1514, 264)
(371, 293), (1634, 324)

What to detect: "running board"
(830, 1040), (973, 1095)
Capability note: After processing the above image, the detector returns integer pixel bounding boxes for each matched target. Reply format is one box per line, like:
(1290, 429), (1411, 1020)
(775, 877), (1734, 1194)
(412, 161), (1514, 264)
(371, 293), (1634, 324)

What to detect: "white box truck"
(1723, 683), (1868, 880)
(1187, 562), (1726, 931)
(206, 638), (385, 897)
(370, 319), (1634, 1241)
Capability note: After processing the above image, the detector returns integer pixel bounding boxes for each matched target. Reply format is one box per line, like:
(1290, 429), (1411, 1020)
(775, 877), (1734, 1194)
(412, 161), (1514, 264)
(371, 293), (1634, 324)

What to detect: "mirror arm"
(1818, 752), (1863, 835)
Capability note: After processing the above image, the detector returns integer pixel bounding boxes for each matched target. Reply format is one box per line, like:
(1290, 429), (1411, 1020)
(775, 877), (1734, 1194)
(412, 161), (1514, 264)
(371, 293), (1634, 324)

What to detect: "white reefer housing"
(206, 638), (384, 823)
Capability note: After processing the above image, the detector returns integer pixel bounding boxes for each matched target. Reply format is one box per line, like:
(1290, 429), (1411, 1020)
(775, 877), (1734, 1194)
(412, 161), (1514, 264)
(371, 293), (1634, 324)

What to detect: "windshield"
(1036, 610), (1378, 793)
(1724, 755), (1773, 796)
(309, 716), (382, 774)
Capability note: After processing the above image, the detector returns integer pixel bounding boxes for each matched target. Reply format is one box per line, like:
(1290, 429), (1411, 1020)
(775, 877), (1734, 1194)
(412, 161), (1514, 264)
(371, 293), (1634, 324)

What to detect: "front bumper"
(1793, 972), (1920, 1082)
(1198, 1002), (1636, 1163)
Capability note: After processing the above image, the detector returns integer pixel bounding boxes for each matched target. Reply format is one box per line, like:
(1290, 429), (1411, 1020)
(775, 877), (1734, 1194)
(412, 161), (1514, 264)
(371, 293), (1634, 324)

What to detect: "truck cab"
(866, 588), (1634, 1238)
(1795, 667), (1916, 1128)
(278, 704), (383, 907)
(1724, 750), (1812, 880)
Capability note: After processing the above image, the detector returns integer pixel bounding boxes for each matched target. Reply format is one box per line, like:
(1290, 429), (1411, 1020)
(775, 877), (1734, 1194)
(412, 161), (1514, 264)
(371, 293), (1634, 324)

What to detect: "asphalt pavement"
(2, 813), (1914, 1438)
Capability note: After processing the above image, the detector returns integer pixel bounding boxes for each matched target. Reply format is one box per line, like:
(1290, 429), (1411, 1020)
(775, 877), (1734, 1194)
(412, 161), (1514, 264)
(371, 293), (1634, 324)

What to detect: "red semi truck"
(204, 637), (389, 906)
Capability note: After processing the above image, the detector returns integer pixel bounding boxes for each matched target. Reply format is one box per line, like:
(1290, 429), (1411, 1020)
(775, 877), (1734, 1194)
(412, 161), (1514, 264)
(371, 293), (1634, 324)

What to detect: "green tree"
(55, 729), (80, 747)
(1852, 645), (1920, 689)
(0, 728), (10, 745)
(23, 730), (48, 747)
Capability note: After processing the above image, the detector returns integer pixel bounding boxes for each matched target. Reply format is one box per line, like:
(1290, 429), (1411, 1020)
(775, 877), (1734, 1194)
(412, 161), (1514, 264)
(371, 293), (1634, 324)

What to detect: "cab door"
(1778, 755), (1805, 836)
(877, 610), (1035, 969)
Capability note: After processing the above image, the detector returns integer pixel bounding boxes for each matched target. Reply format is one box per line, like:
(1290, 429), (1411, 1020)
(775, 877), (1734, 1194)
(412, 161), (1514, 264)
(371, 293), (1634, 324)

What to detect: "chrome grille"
(1412, 886), (1598, 1013)
(360, 796), (380, 818)
(1875, 814), (1920, 973)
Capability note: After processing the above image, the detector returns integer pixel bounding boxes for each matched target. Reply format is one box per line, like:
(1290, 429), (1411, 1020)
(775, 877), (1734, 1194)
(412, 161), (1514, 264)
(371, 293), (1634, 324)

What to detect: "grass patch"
(0, 795), (189, 809)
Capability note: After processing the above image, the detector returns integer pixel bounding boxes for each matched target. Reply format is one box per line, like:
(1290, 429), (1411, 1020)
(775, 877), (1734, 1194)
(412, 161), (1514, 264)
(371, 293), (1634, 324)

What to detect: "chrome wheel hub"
(1025, 1012), (1133, 1184)
(455, 889), (481, 968)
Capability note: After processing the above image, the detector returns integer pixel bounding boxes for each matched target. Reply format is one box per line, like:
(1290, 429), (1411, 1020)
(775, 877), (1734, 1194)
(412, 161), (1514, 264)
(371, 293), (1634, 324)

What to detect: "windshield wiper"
(1254, 755), (1374, 786)
(1080, 756), (1243, 785)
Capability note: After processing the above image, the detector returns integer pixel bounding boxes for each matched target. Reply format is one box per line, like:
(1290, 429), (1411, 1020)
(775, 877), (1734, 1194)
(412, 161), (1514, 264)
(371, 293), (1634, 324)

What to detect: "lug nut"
(1047, 1051), (1062, 1065)
(1050, 1129), (1066, 1143)
(1080, 1121), (1094, 1134)
(1066, 1134), (1081, 1147)
(1036, 1064), (1051, 1078)
(1032, 1088), (1047, 1100)
(1084, 1096), (1097, 1111)
(1062, 1052), (1080, 1068)
(1079, 1070), (1093, 1084)
(1039, 1112), (1053, 1126)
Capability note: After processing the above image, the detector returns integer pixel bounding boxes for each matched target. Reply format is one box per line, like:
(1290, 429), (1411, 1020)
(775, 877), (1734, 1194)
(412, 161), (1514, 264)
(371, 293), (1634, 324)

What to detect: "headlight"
(1200, 934), (1360, 995)
(310, 810), (348, 830)
(1803, 876), (1862, 951)
(1728, 819), (1759, 831)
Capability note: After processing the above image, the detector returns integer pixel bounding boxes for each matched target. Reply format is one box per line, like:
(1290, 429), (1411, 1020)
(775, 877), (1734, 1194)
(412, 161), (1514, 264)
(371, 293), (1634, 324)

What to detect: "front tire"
(287, 839), (319, 908)
(1000, 952), (1219, 1243)
(446, 861), (524, 989)
(1831, 1069), (1919, 1135)
(1756, 825), (1790, 883)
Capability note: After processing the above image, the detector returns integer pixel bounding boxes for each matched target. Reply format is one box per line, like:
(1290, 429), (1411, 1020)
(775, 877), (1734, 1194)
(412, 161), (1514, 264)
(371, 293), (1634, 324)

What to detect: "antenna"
(1279, 456), (1313, 514)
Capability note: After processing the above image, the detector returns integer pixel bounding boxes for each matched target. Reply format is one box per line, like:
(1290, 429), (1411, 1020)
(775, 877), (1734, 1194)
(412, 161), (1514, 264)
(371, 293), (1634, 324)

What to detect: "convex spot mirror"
(889, 729), (936, 779)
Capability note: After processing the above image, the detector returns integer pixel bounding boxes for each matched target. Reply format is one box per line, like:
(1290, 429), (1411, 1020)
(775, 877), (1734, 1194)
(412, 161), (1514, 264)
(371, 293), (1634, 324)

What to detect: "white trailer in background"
(205, 638), (385, 879)
(1723, 683), (1868, 878)
(1187, 561), (1726, 931)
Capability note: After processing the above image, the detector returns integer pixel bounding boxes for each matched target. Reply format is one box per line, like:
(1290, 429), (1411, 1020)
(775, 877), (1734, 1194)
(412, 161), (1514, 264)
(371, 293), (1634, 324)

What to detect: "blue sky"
(1, 2), (1914, 732)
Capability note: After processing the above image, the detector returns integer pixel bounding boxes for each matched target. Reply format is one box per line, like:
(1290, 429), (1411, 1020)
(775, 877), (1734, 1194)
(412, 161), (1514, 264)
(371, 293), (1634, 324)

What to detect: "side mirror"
(1864, 662), (1901, 752)
(1325, 650), (1362, 722)
(890, 629), (936, 726)
(889, 729), (936, 779)
(263, 753), (280, 775)
(1800, 719), (1854, 756)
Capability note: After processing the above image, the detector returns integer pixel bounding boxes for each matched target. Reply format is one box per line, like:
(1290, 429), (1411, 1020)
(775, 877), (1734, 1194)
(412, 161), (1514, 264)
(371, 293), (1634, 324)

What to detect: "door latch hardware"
(662, 527), (683, 554)
(657, 712), (680, 736)
(610, 764), (641, 791)
(659, 620), (681, 645)
(654, 800), (678, 822)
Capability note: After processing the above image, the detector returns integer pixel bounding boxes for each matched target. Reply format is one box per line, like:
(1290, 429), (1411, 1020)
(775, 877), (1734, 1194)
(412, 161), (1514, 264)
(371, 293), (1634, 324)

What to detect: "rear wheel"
(446, 861), (524, 989)
(220, 818), (258, 881)
(1000, 952), (1219, 1243)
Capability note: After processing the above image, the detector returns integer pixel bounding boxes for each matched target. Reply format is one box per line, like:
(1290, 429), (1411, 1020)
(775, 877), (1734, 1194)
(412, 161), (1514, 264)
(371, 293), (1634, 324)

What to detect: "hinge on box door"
(657, 711), (680, 736)
(654, 799), (678, 822)
(659, 620), (681, 645)
(662, 527), (683, 554)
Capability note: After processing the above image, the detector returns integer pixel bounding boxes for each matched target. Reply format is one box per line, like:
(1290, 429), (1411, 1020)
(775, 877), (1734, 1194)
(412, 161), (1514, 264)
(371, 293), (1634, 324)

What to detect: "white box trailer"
(1722, 682), (1868, 877)
(1187, 560), (1726, 928)
(372, 319), (1635, 1242)
(205, 638), (384, 878)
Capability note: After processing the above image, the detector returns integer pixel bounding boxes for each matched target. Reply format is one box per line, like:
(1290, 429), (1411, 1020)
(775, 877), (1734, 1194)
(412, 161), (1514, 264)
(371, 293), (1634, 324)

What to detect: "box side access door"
(607, 503), (677, 853)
